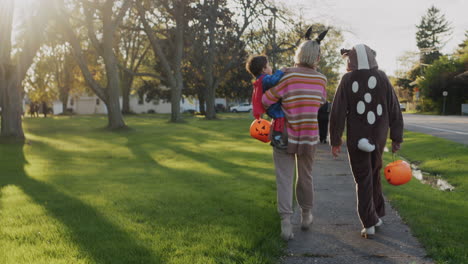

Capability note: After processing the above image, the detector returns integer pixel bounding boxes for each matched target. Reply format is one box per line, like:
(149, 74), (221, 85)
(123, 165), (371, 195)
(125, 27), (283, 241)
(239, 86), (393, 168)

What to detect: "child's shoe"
(361, 226), (375, 239)
(301, 210), (313, 230)
(375, 218), (383, 227)
(271, 131), (287, 149)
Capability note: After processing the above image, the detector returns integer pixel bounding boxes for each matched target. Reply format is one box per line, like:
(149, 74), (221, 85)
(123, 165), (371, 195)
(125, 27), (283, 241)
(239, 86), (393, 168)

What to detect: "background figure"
(29, 102), (39, 117)
(318, 101), (330, 143)
(41, 101), (48, 118)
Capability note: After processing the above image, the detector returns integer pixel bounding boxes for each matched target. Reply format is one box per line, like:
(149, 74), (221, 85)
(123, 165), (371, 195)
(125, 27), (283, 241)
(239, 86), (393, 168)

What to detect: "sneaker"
(280, 219), (294, 240)
(301, 211), (313, 230)
(375, 218), (383, 227)
(277, 138), (287, 149)
(271, 133), (287, 149)
(361, 226), (375, 239)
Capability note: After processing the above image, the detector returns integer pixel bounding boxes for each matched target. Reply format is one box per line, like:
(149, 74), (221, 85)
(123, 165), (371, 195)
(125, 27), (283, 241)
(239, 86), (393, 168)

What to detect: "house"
(52, 94), (227, 115)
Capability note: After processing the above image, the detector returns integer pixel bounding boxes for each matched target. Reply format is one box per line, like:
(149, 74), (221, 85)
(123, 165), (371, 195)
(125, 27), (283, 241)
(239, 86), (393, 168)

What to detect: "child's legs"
(296, 147), (316, 211)
(348, 149), (380, 228)
(273, 147), (295, 218)
(371, 147), (385, 218)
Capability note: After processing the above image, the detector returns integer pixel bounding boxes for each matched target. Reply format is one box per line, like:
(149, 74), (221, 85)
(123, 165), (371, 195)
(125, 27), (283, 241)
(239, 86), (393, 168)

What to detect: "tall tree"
(25, 44), (84, 114)
(24, 47), (58, 107)
(456, 30), (468, 55)
(56, 48), (83, 114)
(117, 9), (160, 114)
(418, 55), (466, 114)
(0, 0), (51, 141)
(196, 0), (264, 119)
(136, 0), (190, 122)
(416, 6), (452, 64)
(55, 0), (131, 129)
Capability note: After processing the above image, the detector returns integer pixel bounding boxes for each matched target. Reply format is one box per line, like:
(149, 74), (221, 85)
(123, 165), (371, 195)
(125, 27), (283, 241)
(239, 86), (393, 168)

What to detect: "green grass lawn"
(0, 114), (283, 264)
(382, 131), (468, 264)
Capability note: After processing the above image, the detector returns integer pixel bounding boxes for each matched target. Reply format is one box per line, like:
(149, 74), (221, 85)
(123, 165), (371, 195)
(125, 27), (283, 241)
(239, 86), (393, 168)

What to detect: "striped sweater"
(262, 67), (327, 154)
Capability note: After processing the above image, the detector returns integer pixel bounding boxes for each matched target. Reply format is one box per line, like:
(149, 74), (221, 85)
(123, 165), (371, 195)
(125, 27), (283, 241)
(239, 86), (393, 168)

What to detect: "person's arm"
(262, 74), (287, 109)
(382, 71), (404, 152)
(329, 74), (349, 156)
(262, 70), (284, 91)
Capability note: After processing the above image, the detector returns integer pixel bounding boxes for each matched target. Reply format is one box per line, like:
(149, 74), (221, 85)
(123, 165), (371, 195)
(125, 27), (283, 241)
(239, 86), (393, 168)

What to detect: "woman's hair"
(245, 55), (268, 77)
(294, 40), (320, 68)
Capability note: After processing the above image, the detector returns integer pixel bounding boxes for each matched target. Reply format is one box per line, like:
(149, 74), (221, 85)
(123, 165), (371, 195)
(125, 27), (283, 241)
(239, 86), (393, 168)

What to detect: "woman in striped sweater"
(262, 31), (328, 240)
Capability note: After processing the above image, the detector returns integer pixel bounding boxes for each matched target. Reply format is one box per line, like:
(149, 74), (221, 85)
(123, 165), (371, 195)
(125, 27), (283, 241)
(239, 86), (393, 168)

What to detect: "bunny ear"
(304, 26), (313, 40)
(315, 29), (329, 44)
(340, 48), (351, 56)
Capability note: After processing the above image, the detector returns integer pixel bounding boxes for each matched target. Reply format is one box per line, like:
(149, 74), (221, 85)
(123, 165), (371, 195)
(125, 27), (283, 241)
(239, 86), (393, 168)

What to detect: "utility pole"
(442, 91), (448, 115)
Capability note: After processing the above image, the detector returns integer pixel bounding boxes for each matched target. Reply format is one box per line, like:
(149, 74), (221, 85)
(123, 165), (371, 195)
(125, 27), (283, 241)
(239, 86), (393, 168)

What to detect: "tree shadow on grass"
(120, 132), (283, 263)
(0, 143), (163, 264)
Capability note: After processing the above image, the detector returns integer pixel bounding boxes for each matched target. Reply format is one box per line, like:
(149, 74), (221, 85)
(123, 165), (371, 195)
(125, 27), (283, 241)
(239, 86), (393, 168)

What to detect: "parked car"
(400, 103), (407, 112)
(215, 104), (226, 113)
(230, 103), (252, 113)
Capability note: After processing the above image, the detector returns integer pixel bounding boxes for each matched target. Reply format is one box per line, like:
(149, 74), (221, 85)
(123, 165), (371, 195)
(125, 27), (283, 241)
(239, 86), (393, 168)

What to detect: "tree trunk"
(62, 101), (67, 114)
(203, 0), (219, 120)
(105, 97), (125, 129)
(59, 85), (70, 114)
(205, 83), (217, 119)
(0, 0), (24, 141)
(102, 3), (126, 129)
(135, 1), (185, 123)
(103, 54), (126, 129)
(121, 72), (134, 114)
(171, 75), (183, 122)
(198, 89), (206, 115)
(0, 77), (25, 141)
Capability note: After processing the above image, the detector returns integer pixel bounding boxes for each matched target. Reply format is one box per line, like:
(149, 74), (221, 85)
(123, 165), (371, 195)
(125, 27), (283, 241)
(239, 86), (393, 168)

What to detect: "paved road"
(281, 144), (432, 264)
(403, 114), (468, 145)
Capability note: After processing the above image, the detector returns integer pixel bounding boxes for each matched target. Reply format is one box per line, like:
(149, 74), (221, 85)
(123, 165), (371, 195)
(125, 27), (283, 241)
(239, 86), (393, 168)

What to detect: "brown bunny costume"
(329, 44), (403, 228)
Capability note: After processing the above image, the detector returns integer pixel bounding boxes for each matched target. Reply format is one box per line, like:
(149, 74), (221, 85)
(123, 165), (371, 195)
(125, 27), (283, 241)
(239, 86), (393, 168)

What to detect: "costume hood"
(341, 44), (378, 71)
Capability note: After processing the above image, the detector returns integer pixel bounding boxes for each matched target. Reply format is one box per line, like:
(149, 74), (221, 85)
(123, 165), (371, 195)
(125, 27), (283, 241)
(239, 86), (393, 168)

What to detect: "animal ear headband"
(340, 47), (377, 57)
(340, 48), (351, 56)
(304, 26), (329, 44)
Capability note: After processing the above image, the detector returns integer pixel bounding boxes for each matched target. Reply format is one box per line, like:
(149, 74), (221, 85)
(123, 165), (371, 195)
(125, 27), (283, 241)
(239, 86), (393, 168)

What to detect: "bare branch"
(111, 0), (132, 32)
(117, 64), (164, 81)
(56, 1), (106, 100)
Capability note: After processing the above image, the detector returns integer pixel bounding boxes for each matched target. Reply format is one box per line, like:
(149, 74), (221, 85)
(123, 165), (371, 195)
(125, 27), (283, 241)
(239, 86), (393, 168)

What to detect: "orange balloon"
(384, 160), (412, 186)
(250, 119), (271, 143)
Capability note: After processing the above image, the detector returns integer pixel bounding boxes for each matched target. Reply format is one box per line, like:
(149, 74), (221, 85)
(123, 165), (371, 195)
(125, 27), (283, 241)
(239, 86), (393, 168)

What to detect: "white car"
(230, 103), (252, 113)
(400, 103), (407, 112)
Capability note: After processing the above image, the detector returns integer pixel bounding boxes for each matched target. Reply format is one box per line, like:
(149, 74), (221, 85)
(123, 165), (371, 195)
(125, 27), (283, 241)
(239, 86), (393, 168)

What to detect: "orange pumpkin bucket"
(384, 160), (412, 186)
(250, 118), (271, 143)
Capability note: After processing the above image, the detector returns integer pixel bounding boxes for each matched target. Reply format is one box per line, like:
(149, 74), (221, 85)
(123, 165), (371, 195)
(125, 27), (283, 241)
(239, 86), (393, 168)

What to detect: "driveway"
(403, 114), (468, 145)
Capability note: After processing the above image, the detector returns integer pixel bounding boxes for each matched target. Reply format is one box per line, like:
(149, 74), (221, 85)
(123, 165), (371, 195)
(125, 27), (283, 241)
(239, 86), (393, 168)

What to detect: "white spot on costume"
(367, 111), (376, 124)
(364, 93), (372, 103)
(352, 81), (359, 93)
(377, 104), (383, 116)
(368, 76), (377, 89)
(357, 101), (365, 114)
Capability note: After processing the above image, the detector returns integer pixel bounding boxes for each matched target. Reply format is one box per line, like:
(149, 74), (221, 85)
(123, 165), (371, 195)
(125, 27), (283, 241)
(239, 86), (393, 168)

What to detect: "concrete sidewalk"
(280, 143), (433, 264)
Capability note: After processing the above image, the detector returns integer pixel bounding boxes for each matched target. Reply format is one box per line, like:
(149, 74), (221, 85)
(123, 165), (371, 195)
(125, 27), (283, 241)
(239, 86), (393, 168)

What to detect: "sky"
(277, 0), (468, 76)
(11, 0), (467, 77)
